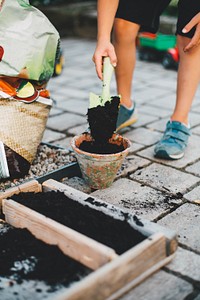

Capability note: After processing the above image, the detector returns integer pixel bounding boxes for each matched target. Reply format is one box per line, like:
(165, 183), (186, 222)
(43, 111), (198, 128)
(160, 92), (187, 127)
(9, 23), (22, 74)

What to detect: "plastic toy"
(138, 32), (178, 69)
(162, 46), (179, 69)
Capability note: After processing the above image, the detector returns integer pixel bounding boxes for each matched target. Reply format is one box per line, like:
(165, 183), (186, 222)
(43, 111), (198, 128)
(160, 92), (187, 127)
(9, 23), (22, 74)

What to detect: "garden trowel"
(87, 57), (120, 144)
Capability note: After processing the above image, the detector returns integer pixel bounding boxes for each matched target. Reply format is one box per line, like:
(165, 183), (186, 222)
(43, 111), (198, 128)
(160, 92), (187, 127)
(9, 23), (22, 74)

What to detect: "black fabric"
(176, 0), (200, 38)
(116, 0), (200, 38)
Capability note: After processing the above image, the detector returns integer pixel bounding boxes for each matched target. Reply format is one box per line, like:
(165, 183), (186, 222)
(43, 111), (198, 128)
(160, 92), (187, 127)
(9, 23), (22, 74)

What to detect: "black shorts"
(116, 0), (200, 38)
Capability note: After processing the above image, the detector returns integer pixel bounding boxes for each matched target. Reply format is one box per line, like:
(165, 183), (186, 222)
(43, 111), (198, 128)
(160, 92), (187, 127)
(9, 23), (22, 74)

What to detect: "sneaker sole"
(116, 114), (138, 132)
(154, 149), (184, 160)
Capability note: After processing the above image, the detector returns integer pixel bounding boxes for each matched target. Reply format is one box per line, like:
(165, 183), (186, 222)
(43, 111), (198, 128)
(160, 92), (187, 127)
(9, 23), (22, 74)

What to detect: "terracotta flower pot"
(71, 133), (131, 190)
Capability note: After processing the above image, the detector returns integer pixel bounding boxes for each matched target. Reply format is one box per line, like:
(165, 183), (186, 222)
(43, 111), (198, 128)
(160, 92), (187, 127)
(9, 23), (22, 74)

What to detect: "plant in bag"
(0, 0), (59, 179)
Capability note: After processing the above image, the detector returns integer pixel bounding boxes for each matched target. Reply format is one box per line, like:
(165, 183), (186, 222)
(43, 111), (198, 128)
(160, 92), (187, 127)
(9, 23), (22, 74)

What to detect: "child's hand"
(92, 41), (117, 80)
(182, 12), (200, 52)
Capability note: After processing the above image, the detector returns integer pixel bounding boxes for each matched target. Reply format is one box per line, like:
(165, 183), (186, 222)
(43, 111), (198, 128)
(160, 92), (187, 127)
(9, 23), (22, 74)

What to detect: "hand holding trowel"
(87, 57), (120, 144)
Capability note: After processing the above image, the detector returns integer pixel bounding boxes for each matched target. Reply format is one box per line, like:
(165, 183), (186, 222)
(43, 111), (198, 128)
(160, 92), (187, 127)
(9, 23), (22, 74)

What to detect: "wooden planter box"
(1, 179), (178, 300)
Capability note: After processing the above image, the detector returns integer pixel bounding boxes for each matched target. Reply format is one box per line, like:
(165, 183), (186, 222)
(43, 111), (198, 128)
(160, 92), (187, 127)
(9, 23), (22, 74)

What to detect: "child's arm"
(93, 0), (118, 80)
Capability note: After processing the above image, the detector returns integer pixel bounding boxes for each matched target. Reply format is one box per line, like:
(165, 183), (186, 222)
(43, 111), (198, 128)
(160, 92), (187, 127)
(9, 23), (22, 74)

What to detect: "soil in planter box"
(11, 191), (146, 254)
(85, 97), (121, 154)
(0, 222), (91, 291)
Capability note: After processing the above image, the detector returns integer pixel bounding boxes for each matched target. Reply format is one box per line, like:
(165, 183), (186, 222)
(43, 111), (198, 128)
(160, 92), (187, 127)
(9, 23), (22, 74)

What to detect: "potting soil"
(11, 191), (146, 254)
(0, 221), (91, 292)
(87, 96), (120, 147)
(79, 139), (124, 154)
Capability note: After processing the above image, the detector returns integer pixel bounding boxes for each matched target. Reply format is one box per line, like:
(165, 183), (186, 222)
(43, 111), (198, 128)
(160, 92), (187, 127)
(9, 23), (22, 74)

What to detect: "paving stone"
(146, 117), (168, 132)
(184, 185), (200, 203)
(52, 137), (73, 150)
(128, 142), (145, 154)
(193, 125), (200, 136)
(67, 77), (99, 90)
(124, 127), (162, 146)
(42, 129), (66, 143)
(131, 78), (149, 91)
(133, 86), (172, 104)
(189, 112), (200, 128)
(68, 124), (89, 136)
(116, 155), (151, 177)
(91, 178), (183, 220)
(61, 176), (92, 194)
(166, 247), (200, 282)
(192, 104), (200, 113)
(47, 113), (86, 131)
(56, 99), (88, 115)
(150, 93), (176, 110)
(134, 65), (169, 81)
(50, 86), (89, 100)
(185, 161), (200, 177)
(138, 104), (171, 118)
(138, 135), (200, 169)
(49, 75), (69, 87)
(49, 106), (63, 116)
(149, 77), (177, 90)
(158, 203), (200, 252)
(130, 163), (200, 193)
(130, 113), (159, 128)
(119, 270), (193, 300)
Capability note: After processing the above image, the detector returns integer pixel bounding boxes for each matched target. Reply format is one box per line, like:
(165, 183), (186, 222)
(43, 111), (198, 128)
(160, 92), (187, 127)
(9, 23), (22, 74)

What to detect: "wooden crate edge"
(0, 179), (41, 208)
(54, 233), (172, 300)
(2, 199), (118, 270)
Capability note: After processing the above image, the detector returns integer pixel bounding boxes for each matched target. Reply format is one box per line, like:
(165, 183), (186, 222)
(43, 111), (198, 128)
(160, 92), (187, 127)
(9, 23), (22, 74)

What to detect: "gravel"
(0, 144), (77, 191)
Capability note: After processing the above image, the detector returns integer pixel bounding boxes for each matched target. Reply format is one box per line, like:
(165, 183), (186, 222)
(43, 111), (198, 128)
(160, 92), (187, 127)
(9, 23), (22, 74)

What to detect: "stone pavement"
(44, 38), (200, 300)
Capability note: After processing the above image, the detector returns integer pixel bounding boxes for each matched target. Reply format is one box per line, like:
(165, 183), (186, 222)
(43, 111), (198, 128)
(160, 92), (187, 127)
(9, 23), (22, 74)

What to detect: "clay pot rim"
(70, 133), (131, 158)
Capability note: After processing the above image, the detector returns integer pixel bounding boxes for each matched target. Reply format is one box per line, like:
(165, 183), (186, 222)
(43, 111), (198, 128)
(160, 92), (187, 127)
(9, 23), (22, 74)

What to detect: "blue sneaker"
(154, 121), (191, 160)
(116, 102), (138, 131)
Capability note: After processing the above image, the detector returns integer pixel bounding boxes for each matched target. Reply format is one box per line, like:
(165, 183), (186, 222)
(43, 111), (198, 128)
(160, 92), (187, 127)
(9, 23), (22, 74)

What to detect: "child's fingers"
(107, 49), (117, 68)
(93, 56), (104, 80)
(183, 24), (200, 52)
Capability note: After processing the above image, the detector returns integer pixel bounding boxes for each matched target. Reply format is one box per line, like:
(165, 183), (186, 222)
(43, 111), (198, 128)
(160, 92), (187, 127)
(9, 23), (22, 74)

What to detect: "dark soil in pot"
(85, 97), (121, 154)
(0, 222), (91, 292)
(11, 191), (146, 254)
(79, 140), (124, 154)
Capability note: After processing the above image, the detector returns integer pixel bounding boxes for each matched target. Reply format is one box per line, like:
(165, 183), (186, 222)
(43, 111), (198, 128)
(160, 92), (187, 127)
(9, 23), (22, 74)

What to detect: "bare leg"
(171, 35), (200, 125)
(113, 19), (140, 108)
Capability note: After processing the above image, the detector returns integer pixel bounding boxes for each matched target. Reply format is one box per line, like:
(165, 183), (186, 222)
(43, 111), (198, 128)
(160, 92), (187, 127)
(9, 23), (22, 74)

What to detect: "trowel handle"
(101, 57), (114, 103)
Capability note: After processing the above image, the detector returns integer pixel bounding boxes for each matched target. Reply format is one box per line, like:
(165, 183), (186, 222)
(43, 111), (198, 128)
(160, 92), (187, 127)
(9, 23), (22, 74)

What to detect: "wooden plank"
(42, 179), (178, 255)
(42, 179), (93, 202)
(107, 254), (175, 300)
(0, 180), (41, 207)
(18, 180), (42, 193)
(2, 199), (118, 270)
(55, 233), (170, 300)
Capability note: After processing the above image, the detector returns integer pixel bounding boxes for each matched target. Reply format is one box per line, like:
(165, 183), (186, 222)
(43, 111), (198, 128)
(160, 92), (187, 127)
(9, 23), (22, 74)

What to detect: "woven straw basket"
(0, 97), (52, 178)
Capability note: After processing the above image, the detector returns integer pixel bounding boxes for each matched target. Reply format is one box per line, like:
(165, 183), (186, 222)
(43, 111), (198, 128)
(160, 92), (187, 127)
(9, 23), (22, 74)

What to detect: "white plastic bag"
(0, 0), (60, 82)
